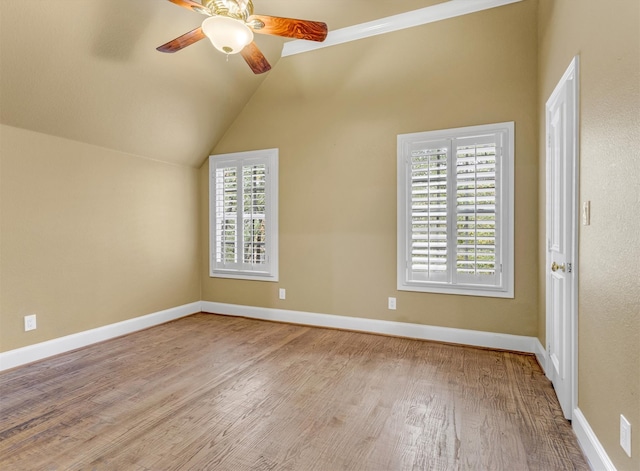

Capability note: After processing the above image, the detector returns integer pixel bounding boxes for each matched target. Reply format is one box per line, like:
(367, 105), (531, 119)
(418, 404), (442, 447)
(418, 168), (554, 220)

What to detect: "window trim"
(397, 122), (514, 298)
(209, 148), (279, 282)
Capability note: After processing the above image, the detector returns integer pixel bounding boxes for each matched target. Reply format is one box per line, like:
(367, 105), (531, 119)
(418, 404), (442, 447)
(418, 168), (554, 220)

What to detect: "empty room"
(1, 0), (638, 469)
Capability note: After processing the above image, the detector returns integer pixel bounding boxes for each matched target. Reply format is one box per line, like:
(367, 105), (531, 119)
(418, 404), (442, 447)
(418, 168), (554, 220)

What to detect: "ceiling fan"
(157, 0), (328, 74)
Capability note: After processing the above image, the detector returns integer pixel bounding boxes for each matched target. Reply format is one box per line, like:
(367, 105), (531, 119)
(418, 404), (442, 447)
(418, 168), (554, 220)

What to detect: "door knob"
(551, 261), (566, 272)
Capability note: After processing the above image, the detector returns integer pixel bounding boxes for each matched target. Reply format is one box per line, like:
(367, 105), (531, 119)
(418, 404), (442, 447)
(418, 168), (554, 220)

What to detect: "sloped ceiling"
(0, 0), (442, 167)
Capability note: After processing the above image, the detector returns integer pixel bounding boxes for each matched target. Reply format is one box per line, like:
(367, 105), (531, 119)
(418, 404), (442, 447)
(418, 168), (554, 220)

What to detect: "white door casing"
(545, 56), (579, 421)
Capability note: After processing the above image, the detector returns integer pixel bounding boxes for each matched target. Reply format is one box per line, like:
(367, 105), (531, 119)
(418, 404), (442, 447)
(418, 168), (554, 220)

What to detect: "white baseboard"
(0, 302), (201, 372)
(534, 338), (547, 374)
(573, 407), (616, 471)
(201, 301), (540, 354)
(0, 301), (544, 371)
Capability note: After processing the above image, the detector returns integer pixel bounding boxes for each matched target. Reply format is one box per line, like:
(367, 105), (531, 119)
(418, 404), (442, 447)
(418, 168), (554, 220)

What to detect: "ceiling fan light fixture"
(202, 16), (254, 55)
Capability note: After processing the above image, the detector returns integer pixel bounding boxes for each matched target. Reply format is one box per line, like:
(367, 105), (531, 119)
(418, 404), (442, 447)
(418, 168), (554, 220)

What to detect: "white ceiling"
(0, 0), (466, 167)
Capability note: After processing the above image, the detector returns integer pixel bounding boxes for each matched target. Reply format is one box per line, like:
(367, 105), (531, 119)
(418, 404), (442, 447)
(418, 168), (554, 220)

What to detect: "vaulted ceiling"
(1, 0), (490, 167)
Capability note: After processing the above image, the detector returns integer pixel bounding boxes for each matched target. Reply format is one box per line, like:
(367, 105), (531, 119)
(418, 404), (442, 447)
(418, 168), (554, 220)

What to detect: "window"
(209, 149), (278, 281)
(397, 122), (514, 298)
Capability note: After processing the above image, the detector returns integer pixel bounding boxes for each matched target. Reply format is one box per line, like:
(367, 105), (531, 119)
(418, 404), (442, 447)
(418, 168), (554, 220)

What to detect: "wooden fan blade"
(167, 0), (211, 15)
(248, 15), (328, 42)
(240, 42), (271, 74)
(157, 27), (206, 53)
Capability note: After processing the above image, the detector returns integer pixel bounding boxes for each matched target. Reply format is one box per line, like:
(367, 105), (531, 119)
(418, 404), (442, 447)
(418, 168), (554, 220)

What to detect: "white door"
(545, 56), (579, 421)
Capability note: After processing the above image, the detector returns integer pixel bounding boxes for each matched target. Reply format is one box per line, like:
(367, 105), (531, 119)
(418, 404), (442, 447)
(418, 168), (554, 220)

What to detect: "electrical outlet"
(279, 288), (286, 300)
(24, 314), (37, 331)
(620, 415), (632, 457)
(388, 297), (396, 310)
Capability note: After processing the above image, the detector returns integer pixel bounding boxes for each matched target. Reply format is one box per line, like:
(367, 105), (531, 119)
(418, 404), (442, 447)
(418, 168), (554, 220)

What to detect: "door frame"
(545, 55), (580, 420)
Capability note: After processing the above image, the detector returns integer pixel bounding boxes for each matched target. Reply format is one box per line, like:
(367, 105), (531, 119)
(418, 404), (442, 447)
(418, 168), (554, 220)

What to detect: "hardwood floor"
(0, 313), (589, 470)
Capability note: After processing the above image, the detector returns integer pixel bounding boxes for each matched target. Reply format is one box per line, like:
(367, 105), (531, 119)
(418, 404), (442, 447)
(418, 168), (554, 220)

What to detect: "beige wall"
(201, 1), (540, 336)
(0, 125), (201, 352)
(538, 1), (640, 469)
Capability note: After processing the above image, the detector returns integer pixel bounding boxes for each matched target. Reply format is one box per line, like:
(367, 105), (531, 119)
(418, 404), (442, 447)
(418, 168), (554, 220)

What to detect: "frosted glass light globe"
(202, 16), (254, 55)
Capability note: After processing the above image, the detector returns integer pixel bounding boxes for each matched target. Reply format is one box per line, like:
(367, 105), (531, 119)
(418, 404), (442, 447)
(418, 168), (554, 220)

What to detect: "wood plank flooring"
(0, 313), (589, 470)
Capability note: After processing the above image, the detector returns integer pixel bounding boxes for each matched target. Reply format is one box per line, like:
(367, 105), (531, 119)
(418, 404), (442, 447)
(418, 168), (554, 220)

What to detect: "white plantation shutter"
(398, 123), (513, 298)
(215, 166), (239, 264)
(455, 135), (499, 286)
(241, 163), (267, 265)
(409, 141), (449, 282)
(210, 149), (278, 281)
